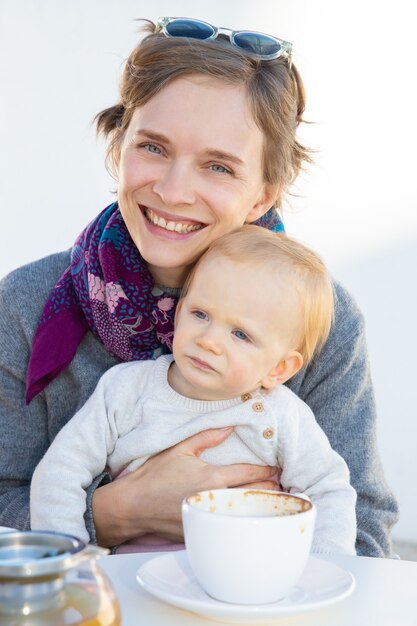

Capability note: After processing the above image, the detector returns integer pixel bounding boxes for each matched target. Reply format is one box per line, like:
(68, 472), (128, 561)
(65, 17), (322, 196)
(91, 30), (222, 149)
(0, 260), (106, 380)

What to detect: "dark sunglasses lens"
(233, 32), (281, 57)
(165, 19), (215, 40)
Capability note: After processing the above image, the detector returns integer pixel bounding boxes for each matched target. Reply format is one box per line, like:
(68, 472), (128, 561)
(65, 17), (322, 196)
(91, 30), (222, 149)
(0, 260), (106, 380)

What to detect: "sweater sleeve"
(277, 399), (357, 556)
(30, 366), (129, 543)
(287, 281), (399, 557)
(0, 269), (47, 531)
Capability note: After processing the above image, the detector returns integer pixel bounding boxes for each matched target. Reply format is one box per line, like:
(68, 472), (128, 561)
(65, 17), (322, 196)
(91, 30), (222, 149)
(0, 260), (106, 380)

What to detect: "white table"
(99, 551), (417, 626)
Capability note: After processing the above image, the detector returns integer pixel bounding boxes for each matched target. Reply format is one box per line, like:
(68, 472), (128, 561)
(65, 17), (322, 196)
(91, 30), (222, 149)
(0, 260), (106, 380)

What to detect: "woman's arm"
(287, 280), (399, 557)
(0, 252), (110, 536)
(0, 272), (48, 530)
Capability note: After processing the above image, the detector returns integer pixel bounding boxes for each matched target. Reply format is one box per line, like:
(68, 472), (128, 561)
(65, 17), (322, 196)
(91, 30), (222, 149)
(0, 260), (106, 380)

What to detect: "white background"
(0, 0), (416, 544)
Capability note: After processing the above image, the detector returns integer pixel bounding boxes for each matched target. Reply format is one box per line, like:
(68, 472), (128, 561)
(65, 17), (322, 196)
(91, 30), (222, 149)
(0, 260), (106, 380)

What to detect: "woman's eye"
(209, 163), (232, 175)
(193, 310), (208, 321)
(233, 329), (250, 342)
(140, 143), (162, 154)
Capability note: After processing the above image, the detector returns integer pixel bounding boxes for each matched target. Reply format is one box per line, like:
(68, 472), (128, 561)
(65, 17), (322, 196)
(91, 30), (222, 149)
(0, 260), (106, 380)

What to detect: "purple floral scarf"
(26, 202), (284, 403)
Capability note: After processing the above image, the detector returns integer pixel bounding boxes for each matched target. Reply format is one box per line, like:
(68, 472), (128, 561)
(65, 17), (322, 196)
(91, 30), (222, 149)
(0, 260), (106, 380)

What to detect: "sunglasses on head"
(156, 17), (292, 64)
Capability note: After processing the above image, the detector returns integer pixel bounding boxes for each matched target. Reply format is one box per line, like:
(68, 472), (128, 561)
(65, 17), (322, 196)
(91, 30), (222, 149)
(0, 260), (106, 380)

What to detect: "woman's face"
(117, 75), (276, 287)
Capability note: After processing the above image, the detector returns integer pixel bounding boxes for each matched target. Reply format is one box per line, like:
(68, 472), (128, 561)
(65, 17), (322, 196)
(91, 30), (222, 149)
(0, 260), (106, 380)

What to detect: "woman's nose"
(153, 163), (196, 206)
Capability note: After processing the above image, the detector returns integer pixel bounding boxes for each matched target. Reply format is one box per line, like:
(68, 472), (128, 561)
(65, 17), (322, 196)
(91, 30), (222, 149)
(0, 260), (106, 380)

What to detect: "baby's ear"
(261, 352), (303, 389)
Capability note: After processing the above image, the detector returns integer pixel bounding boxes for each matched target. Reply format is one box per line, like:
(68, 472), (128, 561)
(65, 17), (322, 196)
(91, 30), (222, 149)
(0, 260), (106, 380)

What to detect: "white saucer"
(136, 551), (355, 623)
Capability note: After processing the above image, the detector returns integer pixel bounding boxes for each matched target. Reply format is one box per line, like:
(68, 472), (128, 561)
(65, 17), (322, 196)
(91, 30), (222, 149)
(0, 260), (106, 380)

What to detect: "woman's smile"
(140, 205), (206, 235)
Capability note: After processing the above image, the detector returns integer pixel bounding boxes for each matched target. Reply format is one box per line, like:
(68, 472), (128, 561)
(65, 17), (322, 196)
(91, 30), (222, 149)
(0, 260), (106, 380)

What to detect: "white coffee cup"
(182, 488), (316, 605)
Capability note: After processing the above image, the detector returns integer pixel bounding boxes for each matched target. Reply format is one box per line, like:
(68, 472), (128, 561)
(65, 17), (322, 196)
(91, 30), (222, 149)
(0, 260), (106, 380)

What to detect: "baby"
(30, 226), (357, 555)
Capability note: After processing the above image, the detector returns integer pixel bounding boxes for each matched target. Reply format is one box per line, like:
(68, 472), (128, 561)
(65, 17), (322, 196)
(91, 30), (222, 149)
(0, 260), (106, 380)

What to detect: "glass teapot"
(0, 530), (121, 626)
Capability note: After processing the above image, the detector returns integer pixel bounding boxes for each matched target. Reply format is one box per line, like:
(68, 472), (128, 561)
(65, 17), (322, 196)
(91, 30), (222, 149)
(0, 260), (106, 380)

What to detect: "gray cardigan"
(0, 250), (399, 556)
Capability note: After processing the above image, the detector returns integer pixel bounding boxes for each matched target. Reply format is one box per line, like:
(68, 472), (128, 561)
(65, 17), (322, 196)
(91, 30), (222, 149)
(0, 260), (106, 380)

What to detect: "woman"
(0, 18), (397, 556)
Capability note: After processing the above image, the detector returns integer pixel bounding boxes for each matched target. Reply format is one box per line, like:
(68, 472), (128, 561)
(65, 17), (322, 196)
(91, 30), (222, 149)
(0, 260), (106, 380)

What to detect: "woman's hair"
(95, 20), (312, 209)
(180, 226), (334, 365)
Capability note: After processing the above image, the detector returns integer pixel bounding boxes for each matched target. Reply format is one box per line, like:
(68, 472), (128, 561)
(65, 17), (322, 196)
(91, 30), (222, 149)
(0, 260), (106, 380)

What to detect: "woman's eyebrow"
(134, 129), (171, 144)
(204, 149), (244, 166)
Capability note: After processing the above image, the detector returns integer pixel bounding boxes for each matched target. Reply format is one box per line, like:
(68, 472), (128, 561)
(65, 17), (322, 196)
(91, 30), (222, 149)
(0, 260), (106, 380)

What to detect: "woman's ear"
(261, 352), (304, 389)
(245, 183), (281, 224)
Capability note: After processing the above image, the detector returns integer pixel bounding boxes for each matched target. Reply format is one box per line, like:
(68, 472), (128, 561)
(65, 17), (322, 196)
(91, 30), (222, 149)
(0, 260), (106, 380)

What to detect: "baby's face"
(171, 255), (301, 401)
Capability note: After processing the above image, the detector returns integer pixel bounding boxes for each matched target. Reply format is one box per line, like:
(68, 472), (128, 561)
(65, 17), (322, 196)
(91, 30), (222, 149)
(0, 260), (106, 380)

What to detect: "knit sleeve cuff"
(84, 471), (112, 545)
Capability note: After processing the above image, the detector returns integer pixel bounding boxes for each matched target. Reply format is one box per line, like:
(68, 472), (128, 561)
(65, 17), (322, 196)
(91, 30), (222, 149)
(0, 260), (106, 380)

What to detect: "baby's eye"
(140, 143), (162, 154)
(209, 163), (232, 175)
(193, 310), (209, 321)
(233, 329), (250, 342)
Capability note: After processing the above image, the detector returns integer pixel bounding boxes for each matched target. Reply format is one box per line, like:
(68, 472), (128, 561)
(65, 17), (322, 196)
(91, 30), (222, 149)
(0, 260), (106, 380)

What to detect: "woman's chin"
(139, 235), (211, 287)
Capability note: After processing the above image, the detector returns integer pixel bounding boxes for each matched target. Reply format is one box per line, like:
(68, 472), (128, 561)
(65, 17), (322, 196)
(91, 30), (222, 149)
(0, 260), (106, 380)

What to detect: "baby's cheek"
(227, 360), (258, 389)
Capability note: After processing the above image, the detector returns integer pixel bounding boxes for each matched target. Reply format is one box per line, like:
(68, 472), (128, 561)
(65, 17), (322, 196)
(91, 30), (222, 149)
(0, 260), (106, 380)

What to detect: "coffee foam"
(187, 489), (312, 517)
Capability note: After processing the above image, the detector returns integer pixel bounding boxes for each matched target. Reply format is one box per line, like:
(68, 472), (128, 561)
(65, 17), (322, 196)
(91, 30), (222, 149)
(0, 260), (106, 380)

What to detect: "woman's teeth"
(145, 208), (202, 233)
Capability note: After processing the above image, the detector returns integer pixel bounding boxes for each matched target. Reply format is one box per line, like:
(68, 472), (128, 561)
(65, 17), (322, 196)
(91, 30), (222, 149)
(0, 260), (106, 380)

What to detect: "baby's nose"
(197, 330), (223, 355)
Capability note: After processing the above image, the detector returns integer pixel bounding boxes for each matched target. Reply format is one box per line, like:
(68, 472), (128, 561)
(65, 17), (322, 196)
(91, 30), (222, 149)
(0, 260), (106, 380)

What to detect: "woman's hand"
(92, 427), (278, 547)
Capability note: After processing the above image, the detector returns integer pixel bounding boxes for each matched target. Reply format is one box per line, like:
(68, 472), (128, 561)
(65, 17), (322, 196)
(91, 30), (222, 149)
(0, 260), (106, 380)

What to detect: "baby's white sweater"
(30, 355), (357, 555)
